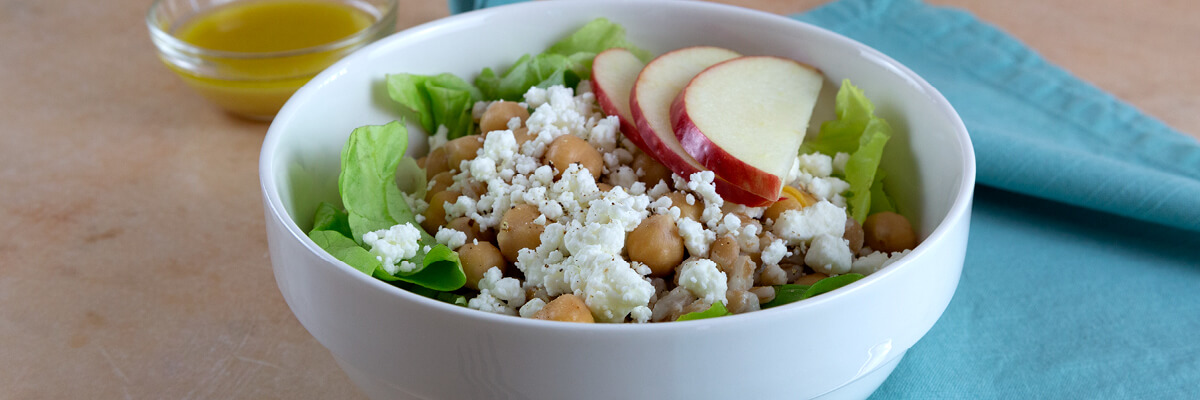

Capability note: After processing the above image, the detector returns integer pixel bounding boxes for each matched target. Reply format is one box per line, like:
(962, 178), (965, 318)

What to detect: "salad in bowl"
(306, 19), (919, 324)
(259, 2), (973, 399)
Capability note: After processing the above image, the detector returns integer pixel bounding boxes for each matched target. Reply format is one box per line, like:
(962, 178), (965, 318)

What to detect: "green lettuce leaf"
(476, 53), (578, 101)
(336, 121), (465, 291)
(386, 73), (483, 139)
(801, 80), (893, 222)
(761, 273), (866, 309)
(676, 301), (732, 321)
(546, 18), (652, 62)
(843, 119), (891, 222)
(869, 169), (896, 215)
(475, 18), (651, 101)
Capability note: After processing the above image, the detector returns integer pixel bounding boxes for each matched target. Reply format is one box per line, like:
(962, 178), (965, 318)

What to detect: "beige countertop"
(1, 0), (1196, 398)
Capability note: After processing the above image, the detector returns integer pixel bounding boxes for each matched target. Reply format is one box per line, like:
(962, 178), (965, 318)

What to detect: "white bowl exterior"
(260, 2), (976, 399)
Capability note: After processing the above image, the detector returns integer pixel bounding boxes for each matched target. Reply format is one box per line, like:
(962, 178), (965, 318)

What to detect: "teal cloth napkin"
(451, 0), (1200, 398)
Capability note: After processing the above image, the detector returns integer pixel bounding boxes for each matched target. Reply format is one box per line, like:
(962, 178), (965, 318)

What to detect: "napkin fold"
(450, 0), (1200, 232)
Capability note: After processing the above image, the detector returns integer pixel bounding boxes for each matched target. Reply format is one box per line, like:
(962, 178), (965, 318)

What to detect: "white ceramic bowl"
(260, 1), (975, 399)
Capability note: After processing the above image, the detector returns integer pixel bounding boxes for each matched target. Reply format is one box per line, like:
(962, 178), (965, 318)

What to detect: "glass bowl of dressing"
(147, 0), (396, 120)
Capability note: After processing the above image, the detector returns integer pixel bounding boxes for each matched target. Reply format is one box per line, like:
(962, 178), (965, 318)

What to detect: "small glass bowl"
(146, 0), (397, 120)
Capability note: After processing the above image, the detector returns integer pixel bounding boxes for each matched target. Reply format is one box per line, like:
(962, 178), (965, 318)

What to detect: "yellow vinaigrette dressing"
(168, 0), (378, 119)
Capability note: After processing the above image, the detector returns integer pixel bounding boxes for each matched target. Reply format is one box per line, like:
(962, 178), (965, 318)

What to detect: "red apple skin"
(671, 91), (784, 199)
(631, 82), (772, 206)
(628, 46), (774, 207)
(592, 48), (647, 150)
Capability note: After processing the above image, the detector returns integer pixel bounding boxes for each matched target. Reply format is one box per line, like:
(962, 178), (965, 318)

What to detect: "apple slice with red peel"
(672, 56), (824, 200)
(628, 47), (771, 206)
(631, 46), (739, 177)
(592, 48), (645, 149)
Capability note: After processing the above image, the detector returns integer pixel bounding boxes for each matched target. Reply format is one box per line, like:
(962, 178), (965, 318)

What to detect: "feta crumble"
(362, 223), (423, 274)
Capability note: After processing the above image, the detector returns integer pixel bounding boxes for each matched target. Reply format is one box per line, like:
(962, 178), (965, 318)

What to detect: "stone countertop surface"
(1, 0), (1196, 398)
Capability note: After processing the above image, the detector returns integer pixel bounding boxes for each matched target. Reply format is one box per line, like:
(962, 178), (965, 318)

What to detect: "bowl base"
(814, 351), (906, 400)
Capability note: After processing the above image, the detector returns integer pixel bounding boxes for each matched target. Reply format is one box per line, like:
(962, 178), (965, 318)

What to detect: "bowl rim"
(146, 0), (398, 60)
(259, 0), (977, 331)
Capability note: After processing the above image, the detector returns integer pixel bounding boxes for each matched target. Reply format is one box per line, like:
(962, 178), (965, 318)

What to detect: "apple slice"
(627, 47), (771, 206)
(592, 48), (645, 149)
(630, 46), (739, 178)
(672, 56), (824, 200)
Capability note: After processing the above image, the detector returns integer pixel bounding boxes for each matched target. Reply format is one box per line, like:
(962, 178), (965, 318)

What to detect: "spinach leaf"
(762, 284), (810, 309)
(308, 230), (380, 276)
(336, 121), (465, 291)
(311, 201), (351, 238)
(676, 301), (732, 321)
(802, 273), (865, 298)
(761, 274), (866, 309)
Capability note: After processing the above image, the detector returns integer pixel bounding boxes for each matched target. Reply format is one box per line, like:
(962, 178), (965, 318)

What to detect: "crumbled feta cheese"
(519, 298), (546, 318)
(677, 259), (728, 305)
(629, 305), (651, 323)
(563, 221), (626, 255)
(850, 249), (911, 275)
(435, 227), (467, 250)
(468, 291), (515, 315)
(832, 152), (851, 174)
(760, 238), (790, 265)
(797, 152), (834, 177)
(677, 217), (715, 257)
(715, 213), (742, 237)
(647, 181), (670, 198)
(805, 233), (853, 275)
(479, 267), (526, 307)
(737, 223), (760, 253)
(570, 249), (656, 322)
(362, 223), (423, 274)
(429, 125), (450, 150)
(772, 200), (847, 245)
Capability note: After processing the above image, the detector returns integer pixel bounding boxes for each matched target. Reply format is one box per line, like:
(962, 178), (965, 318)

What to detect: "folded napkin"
(451, 1), (1200, 398)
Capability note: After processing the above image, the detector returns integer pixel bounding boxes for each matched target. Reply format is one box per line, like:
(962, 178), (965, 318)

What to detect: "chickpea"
(497, 204), (544, 263)
(424, 171), (454, 202)
(709, 235), (740, 270)
(763, 197), (802, 224)
(533, 294), (594, 323)
(444, 135), (484, 172)
(425, 146), (450, 180)
(632, 152), (671, 187)
(415, 156), (427, 169)
(446, 216), (495, 244)
(844, 216), (865, 255)
(665, 192), (702, 222)
(794, 272), (828, 286)
(596, 182), (614, 192)
(627, 215), (685, 277)
(480, 101), (530, 134)
(460, 178), (488, 200)
(511, 127), (535, 148)
(863, 211), (917, 253)
(544, 134), (603, 180)
(421, 190), (460, 233)
(458, 242), (505, 290)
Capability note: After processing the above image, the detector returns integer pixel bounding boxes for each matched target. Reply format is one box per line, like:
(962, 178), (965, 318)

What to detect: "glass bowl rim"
(146, 0), (398, 60)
